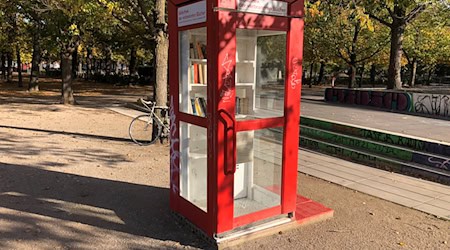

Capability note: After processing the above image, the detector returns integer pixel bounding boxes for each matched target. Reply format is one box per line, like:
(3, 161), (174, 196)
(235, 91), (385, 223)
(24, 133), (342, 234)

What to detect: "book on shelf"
(235, 97), (249, 115)
(189, 46), (195, 60)
(196, 42), (204, 59)
(189, 41), (207, 60)
(198, 97), (207, 115)
(190, 97), (207, 117)
(190, 97), (197, 115)
(194, 98), (204, 116)
(193, 64), (199, 84)
(203, 64), (207, 83)
(189, 63), (207, 85)
(199, 63), (204, 84)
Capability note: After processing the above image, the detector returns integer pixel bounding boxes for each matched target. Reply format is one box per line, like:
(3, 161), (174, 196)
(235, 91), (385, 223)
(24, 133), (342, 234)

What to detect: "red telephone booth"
(168, 0), (305, 240)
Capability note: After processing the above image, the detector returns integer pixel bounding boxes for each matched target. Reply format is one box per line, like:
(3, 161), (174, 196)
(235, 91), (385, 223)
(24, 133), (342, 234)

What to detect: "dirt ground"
(0, 79), (448, 249)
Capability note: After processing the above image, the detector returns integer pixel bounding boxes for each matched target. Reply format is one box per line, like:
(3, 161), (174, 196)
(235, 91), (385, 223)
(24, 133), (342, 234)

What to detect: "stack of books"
(189, 41), (207, 85)
(235, 97), (249, 115)
(190, 97), (207, 117)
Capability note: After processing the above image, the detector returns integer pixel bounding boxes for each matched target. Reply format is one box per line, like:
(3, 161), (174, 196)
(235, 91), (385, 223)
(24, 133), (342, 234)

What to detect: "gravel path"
(0, 81), (448, 249)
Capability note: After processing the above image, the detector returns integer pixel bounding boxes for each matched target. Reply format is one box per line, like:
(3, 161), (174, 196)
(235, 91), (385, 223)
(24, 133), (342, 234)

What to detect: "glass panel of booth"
(179, 27), (208, 117)
(234, 128), (283, 218)
(178, 27), (208, 212)
(235, 29), (287, 121)
(179, 122), (208, 212)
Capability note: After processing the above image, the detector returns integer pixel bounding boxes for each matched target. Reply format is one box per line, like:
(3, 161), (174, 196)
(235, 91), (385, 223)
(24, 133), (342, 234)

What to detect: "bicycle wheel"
(129, 114), (162, 145)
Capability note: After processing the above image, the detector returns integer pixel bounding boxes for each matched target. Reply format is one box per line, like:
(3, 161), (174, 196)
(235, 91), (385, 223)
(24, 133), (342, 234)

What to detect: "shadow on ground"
(0, 127), (130, 168)
(0, 162), (207, 248)
(0, 78), (151, 109)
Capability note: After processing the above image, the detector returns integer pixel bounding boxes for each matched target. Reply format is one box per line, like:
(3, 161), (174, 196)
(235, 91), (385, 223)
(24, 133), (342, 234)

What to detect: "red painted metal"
(168, 1), (181, 213)
(169, 0), (305, 237)
(178, 113), (208, 127)
(236, 117), (284, 132)
(280, 0), (304, 214)
(214, 3), (237, 233)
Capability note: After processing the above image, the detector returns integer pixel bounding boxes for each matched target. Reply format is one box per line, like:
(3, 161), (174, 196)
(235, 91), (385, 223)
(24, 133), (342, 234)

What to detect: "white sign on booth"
(237, 0), (288, 16)
(178, 0), (207, 27)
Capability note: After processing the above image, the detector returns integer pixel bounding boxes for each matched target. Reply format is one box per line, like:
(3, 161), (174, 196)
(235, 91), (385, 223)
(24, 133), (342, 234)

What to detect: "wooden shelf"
(190, 59), (207, 63)
(189, 152), (207, 160)
(237, 60), (255, 64)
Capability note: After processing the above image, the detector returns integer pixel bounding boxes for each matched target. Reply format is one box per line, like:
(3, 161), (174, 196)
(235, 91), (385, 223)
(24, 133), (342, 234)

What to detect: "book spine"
(199, 97), (207, 115)
(194, 98), (204, 116)
(203, 64), (207, 85)
(199, 64), (204, 84)
(193, 64), (199, 83)
(196, 42), (204, 59)
(190, 98), (197, 115)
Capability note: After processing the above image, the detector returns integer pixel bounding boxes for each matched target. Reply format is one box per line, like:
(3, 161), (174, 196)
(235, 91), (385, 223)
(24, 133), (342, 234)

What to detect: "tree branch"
(355, 38), (390, 64)
(337, 50), (351, 64)
(368, 13), (392, 28)
(405, 4), (428, 23)
(402, 48), (411, 65)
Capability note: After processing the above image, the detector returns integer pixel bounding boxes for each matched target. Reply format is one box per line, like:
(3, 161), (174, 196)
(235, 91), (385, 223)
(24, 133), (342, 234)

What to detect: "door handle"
(218, 110), (236, 175)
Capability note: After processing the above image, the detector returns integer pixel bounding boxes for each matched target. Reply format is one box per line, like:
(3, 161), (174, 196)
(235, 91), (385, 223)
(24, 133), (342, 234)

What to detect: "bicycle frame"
(140, 99), (170, 135)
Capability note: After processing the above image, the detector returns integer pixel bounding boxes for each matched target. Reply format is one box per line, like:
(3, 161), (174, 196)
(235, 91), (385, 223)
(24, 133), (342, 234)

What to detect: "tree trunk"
(348, 22), (360, 89)
(29, 30), (41, 92)
(387, 7), (406, 89)
(6, 52), (13, 83)
(1, 53), (5, 80)
(105, 48), (112, 76)
(317, 62), (325, 84)
(154, 0), (168, 107)
(348, 65), (356, 88)
(426, 68), (433, 85)
(93, 58), (97, 75)
(358, 64), (365, 88)
(409, 58), (417, 87)
(72, 46), (78, 79)
(16, 45), (23, 87)
(370, 64), (376, 86)
(61, 49), (76, 105)
(308, 62), (314, 88)
(86, 47), (92, 80)
(129, 47), (138, 76)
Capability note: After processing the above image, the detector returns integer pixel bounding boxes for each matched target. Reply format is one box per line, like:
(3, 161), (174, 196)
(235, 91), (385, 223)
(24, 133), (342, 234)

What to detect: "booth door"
(228, 27), (299, 227)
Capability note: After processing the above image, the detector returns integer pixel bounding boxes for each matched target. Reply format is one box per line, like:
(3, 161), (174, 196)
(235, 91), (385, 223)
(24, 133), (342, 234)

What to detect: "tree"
(366, 0), (432, 89)
(18, 0), (48, 92)
(98, 0), (168, 106)
(32, 0), (111, 104)
(403, 5), (450, 86)
(305, 1), (389, 88)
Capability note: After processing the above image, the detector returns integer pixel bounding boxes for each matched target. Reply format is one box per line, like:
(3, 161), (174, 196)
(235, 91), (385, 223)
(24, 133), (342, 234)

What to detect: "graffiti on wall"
(325, 88), (413, 112)
(302, 116), (450, 156)
(413, 94), (450, 117)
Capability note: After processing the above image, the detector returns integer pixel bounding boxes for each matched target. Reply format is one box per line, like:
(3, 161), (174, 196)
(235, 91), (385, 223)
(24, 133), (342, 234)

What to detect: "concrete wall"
(301, 116), (450, 173)
(324, 88), (449, 119)
(413, 93), (449, 118)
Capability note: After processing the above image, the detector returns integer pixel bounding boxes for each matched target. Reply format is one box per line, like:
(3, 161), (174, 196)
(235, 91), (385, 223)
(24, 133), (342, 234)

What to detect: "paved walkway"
(299, 149), (450, 220)
(111, 105), (450, 220)
(301, 97), (450, 144)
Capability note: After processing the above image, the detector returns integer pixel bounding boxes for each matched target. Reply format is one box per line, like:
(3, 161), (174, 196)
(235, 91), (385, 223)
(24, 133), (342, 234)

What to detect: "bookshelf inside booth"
(232, 29), (288, 218)
(179, 27), (208, 212)
(234, 29), (287, 121)
(179, 27), (208, 117)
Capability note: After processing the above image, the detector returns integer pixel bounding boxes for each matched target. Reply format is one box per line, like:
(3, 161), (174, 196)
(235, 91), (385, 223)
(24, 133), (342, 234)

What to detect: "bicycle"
(129, 98), (170, 146)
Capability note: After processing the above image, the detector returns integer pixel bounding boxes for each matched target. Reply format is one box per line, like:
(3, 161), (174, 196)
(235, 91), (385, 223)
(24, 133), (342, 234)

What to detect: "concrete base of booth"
(216, 195), (333, 249)
(174, 194), (334, 249)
